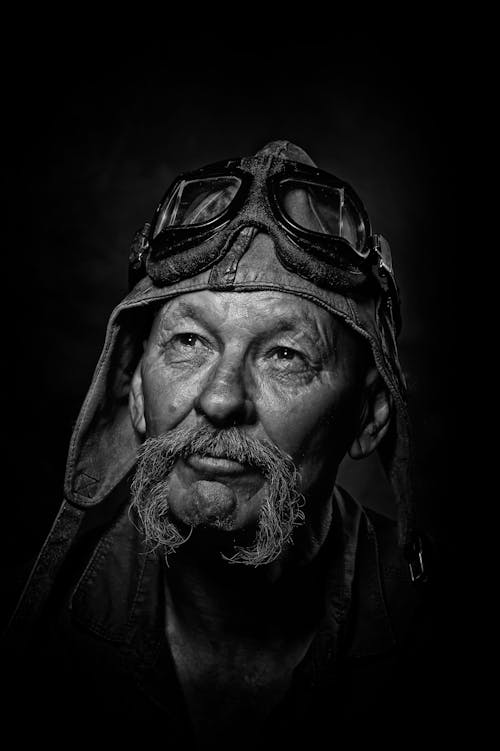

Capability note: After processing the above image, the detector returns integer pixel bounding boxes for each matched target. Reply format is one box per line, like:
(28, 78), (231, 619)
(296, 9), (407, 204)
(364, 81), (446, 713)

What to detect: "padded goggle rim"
(148, 158), (373, 259)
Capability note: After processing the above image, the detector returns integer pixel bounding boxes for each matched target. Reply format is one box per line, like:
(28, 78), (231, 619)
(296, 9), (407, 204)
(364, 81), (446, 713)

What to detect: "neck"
(164, 486), (336, 639)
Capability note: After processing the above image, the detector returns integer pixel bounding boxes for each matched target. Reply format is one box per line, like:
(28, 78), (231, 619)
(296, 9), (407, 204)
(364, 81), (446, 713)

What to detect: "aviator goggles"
(128, 154), (400, 330)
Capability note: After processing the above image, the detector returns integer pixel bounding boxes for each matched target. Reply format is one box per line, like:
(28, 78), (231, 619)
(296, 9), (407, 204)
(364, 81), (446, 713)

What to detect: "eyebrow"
(161, 299), (335, 346)
(266, 316), (337, 357)
(161, 301), (206, 325)
(267, 314), (320, 336)
(171, 302), (202, 319)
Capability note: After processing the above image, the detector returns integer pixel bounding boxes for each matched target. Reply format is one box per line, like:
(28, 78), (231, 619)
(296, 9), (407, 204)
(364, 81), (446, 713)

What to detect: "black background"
(3, 19), (482, 736)
(7, 38), (465, 546)
(4, 30), (474, 722)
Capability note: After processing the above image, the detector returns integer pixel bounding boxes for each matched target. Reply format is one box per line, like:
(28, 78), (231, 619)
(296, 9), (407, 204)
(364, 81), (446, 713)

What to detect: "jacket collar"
(68, 487), (396, 665)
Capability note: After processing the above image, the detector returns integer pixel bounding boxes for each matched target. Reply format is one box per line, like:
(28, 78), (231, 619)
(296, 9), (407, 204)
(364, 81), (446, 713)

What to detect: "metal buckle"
(373, 233), (394, 276)
(406, 535), (427, 584)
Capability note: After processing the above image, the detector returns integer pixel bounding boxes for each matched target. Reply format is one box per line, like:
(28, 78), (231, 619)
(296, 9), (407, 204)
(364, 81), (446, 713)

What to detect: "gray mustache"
(137, 424), (297, 476)
(131, 423), (306, 566)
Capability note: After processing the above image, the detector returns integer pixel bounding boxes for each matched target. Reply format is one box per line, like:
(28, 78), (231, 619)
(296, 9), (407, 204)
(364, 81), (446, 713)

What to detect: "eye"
(266, 346), (312, 376)
(160, 332), (212, 362)
(272, 347), (300, 361)
(175, 333), (201, 347)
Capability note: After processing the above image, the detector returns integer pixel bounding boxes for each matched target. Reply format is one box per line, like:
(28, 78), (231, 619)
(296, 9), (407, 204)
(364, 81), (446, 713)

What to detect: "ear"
(348, 366), (392, 460)
(129, 356), (146, 436)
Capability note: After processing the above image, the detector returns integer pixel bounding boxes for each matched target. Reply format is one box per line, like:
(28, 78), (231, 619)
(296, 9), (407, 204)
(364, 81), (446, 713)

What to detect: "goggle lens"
(276, 179), (366, 254)
(154, 176), (242, 237)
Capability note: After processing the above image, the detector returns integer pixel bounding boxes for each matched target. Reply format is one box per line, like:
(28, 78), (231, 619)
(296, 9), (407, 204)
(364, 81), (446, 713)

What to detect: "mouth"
(184, 453), (249, 477)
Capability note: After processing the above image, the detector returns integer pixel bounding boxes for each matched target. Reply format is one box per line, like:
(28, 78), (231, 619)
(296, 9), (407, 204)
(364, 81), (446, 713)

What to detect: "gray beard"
(129, 424), (305, 567)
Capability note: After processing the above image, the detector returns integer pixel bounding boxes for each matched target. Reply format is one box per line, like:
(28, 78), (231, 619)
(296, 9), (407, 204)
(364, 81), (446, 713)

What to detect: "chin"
(130, 447), (306, 567)
(167, 476), (268, 533)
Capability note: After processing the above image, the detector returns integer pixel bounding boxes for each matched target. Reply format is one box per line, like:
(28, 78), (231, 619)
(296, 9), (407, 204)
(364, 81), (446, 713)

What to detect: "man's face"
(131, 290), (368, 544)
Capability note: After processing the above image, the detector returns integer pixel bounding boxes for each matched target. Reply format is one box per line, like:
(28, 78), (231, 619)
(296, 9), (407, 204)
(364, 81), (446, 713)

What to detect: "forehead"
(152, 290), (343, 337)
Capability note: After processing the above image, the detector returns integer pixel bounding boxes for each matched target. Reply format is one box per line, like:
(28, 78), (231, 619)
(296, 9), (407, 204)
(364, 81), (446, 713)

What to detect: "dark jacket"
(4, 476), (432, 747)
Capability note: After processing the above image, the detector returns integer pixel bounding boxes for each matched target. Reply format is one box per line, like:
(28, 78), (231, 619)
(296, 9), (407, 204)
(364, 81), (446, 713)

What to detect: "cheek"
(260, 392), (335, 459)
(257, 377), (358, 485)
(142, 362), (202, 436)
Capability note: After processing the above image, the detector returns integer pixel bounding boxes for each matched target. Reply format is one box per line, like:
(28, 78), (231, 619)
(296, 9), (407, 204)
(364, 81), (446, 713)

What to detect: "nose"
(194, 355), (257, 428)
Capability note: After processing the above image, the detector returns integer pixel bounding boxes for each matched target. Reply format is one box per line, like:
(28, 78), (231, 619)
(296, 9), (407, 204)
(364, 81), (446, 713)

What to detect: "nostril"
(194, 394), (256, 428)
(194, 356), (256, 427)
(194, 371), (256, 427)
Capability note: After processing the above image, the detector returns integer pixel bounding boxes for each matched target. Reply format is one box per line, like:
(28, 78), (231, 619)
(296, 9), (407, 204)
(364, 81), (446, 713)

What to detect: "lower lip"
(185, 454), (248, 476)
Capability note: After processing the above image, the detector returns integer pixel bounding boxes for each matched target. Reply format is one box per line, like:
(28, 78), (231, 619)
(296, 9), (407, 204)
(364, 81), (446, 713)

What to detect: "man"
(5, 141), (431, 744)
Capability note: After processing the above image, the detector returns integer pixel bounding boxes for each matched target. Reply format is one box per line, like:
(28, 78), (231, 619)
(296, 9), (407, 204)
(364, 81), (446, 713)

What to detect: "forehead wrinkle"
(267, 313), (331, 335)
(157, 300), (207, 328)
(154, 294), (340, 350)
(265, 312), (338, 359)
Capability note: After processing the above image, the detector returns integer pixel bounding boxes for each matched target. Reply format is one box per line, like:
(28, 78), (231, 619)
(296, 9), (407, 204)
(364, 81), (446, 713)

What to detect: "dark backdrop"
(5, 37), (466, 627)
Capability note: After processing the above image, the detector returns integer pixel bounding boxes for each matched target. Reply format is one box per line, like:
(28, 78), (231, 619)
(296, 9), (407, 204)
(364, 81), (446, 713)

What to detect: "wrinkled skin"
(130, 290), (388, 543)
(129, 289), (392, 741)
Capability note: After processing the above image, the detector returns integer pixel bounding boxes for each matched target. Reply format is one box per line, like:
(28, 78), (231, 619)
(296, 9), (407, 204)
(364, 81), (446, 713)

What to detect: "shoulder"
(364, 508), (422, 645)
(364, 506), (409, 588)
(364, 506), (435, 641)
(331, 491), (440, 738)
(335, 487), (433, 652)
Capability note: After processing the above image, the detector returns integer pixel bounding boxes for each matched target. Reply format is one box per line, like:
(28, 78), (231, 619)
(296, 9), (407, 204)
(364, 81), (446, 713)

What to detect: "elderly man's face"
(130, 290), (372, 548)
